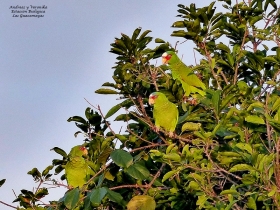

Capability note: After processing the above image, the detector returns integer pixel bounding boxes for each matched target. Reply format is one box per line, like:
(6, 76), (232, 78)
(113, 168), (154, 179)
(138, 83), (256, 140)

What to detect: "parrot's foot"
(168, 131), (175, 138)
(152, 126), (160, 133)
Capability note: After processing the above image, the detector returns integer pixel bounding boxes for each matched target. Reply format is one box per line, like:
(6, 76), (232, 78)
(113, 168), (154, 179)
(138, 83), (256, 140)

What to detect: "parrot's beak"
(162, 57), (168, 64)
(162, 53), (171, 64)
(80, 146), (88, 156)
(148, 98), (154, 105)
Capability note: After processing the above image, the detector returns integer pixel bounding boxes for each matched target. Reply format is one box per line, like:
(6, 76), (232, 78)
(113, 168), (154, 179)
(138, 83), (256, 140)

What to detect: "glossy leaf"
(110, 149), (133, 168)
(90, 187), (107, 205)
(106, 188), (124, 205)
(64, 188), (80, 209)
(229, 164), (255, 172)
(126, 163), (150, 180)
(67, 116), (87, 124)
(50, 147), (68, 158)
(245, 115), (265, 124)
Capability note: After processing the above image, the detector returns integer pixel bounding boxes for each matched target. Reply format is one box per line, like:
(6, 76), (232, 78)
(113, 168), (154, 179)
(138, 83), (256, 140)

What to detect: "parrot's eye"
(80, 146), (86, 151)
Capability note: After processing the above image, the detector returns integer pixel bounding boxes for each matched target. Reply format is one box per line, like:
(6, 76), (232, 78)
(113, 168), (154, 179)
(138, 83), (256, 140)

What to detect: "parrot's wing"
(153, 100), (178, 133)
(65, 157), (88, 188)
(181, 81), (206, 96)
(183, 73), (206, 90)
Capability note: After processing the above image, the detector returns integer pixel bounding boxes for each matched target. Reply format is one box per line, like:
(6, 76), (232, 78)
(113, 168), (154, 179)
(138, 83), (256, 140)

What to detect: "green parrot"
(149, 92), (178, 137)
(65, 145), (90, 188)
(162, 51), (206, 97)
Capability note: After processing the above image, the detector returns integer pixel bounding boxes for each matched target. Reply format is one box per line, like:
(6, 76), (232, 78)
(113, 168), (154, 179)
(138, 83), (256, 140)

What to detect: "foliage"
(2, 0), (280, 209)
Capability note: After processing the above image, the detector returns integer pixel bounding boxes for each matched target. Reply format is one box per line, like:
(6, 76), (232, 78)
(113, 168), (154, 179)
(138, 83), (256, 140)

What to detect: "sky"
(0, 0), (215, 209)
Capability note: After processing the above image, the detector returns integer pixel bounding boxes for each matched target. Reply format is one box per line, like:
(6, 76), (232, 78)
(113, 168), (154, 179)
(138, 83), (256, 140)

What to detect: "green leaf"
(196, 194), (207, 208)
(220, 189), (239, 195)
(162, 170), (178, 183)
(114, 113), (131, 121)
(97, 147), (113, 164)
(155, 38), (165, 43)
(272, 97), (280, 112)
(127, 195), (156, 210)
(51, 147), (68, 158)
(104, 104), (122, 119)
(245, 115), (265, 124)
(115, 134), (128, 142)
(90, 187), (107, 205)
(67, 116), (87, 124)
(235, 143), (253, 154)
(249, 16), (262, 26)
(181, 122), (201, 132)
(106, 188), (124, 205)
(212, 90), (221, 114)
(126, 163), (150, 180)
(216, 43), (231, 53)
(104, 99), (133, 119)
(247, 197), (257, 210)
(242, 174), (256, 185)
(35, 188), (48, 199)
(132, 27), (141, 42)
(27, 168), (42, 180)
(163, 153), (181, 162)
(64, 188), (80, 210)
(42, 165), (54, 177)
(0, 179), (6, 188)
(95, 88), (119, 94)
(110, 149), (133, 168)
(229, 164), (255, 172)
(138, 30), (152, 42)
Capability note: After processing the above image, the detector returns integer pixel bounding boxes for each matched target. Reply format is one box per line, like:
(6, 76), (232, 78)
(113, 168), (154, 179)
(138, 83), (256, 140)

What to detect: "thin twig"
(0, 201), (17, 209)
(143, 163), (166, 194)
(130, 143), (167, 153)
(97, 105), (116, 136)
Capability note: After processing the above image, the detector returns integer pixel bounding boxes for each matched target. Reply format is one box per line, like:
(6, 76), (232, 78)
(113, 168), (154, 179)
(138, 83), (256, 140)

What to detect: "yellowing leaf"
(105, 171), (114, 181)
(127, 195), (156, 210)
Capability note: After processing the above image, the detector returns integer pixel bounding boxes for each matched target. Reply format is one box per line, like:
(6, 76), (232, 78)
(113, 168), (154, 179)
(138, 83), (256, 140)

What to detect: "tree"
(2, 0), (280, 209)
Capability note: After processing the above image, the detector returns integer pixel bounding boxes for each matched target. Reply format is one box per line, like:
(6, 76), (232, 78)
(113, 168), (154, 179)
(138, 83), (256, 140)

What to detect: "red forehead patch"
(150, 94), (158, 100)
(80, 146), (86, 151)
(166, 54), (172, 59)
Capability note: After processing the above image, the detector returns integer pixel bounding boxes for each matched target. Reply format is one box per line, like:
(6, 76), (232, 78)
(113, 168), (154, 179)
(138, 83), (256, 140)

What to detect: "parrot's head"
(149, 92), (165, 105)
(149, 92), (158, 105)
(70, 145), (88, 157)
(162, 51), (177, 65)
(79, 146), (88, 156)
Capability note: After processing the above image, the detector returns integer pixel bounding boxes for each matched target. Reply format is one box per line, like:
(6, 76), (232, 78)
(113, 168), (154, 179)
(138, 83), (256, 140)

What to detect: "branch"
(0, 201), (17, 209)
(84, 163), (111, 188)
(143, 163), (166, 195)
(129, 143), (167, 153)
(98, 105), (116, 135)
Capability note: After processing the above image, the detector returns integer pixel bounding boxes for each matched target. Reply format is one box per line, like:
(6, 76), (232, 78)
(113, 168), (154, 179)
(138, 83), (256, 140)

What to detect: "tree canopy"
(2, 0), (280, 209)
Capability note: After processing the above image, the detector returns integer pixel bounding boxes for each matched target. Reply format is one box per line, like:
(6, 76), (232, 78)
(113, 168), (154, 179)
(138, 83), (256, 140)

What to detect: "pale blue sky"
(0, 1), (214, 208)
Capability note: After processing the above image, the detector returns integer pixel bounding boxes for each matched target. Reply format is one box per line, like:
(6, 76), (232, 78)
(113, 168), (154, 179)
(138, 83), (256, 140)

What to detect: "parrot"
(162, 51), (206, 97)
(65, 145), (91, 188)
(149, 92), (178, 137)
